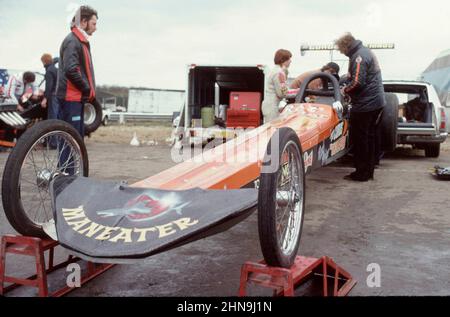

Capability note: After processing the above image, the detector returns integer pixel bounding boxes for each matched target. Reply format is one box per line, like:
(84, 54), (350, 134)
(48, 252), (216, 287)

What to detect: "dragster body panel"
(133, 103), (345, 191)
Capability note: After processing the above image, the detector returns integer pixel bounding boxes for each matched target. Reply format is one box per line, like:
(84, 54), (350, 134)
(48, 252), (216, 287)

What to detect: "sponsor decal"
(331, 122), (345, 142)
(97, 192), (190, 222)
(330, 136), (346, 156)
(303, 151), (313, 172)
(318, 143), (329, 165)
(62, 206), (199, 243)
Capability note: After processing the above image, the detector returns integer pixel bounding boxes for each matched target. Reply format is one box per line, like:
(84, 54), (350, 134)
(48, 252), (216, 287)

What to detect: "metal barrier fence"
(109, 112), (172, 122)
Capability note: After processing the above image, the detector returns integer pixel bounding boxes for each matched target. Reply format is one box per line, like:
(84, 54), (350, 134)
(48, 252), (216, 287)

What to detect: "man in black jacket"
(55, 5), (97, 138)
(336, 33), (386, 181)
(41, 53), (58, 120)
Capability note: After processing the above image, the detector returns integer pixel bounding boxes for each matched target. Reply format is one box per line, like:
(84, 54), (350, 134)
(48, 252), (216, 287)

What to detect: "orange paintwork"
(132, 103), (345, 191)
(0, 140), (15, 148)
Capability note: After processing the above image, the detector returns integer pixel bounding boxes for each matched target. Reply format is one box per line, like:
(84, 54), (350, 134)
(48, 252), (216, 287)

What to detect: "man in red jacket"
(56, 5), (98, 138)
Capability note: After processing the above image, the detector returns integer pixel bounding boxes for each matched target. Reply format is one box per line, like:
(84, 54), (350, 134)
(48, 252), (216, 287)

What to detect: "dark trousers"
(47, 96), (61, 147)
(47, 96), (61, 120)
(350, 108), (383, 179)
(58, 99), (84, 175)
(58, 99), (84, 137)
(374, 115), (383, 165)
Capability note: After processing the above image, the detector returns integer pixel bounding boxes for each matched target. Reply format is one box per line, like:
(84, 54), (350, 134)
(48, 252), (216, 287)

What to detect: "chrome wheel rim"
(84, 103), (96, 125)
(18, 131), (84, 225)
(275, 140), (304, 256)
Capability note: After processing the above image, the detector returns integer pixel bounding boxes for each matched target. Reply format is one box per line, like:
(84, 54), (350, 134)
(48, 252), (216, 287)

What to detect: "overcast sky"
(1, 0), (449, 89)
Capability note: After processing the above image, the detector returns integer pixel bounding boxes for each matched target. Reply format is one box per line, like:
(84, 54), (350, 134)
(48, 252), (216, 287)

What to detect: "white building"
(128, 88), (185, 115)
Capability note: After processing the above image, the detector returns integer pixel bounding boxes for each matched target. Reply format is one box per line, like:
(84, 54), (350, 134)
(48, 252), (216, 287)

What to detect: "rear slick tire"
(380, 94), (399, 152)
(84, 99), (103, 135)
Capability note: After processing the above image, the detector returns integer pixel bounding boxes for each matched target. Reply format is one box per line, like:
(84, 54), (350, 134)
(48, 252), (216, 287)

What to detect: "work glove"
(332, 101), (344, 120)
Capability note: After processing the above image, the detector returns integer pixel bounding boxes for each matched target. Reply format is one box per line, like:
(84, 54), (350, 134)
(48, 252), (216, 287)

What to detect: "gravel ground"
(1, 128), (449, 296)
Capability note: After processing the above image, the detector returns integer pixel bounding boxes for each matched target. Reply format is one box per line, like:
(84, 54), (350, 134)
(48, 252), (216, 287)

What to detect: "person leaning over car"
(55, 5), (97, 138)
(41, 53), (59, 120)
(290, 62), (340, 90)
(261, 49), (292, 123)
(3, 71), (39, 112)
(336, 32), (385, 182)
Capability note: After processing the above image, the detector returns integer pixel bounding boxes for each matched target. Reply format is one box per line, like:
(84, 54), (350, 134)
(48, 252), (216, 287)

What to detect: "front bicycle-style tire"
(258, 127), (306, 268)
(2, 119), (88, 237)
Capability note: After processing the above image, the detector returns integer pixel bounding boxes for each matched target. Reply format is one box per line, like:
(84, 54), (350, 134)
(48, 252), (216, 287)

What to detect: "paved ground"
(1, 139), (449, 296)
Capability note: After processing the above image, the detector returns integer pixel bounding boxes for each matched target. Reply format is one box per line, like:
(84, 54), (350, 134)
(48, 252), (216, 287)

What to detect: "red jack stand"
(0, 234), (114, 297)
(238, 256), (356, 297)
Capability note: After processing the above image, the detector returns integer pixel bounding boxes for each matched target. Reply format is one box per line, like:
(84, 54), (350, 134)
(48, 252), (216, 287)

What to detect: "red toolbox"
(227, 92), (261, 128)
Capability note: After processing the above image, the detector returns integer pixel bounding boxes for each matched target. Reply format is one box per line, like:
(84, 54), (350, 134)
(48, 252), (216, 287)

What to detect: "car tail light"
(440, 108), (446, 131)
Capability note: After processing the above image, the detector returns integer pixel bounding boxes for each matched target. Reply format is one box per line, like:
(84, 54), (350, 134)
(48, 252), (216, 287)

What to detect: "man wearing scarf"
(55, 5), (98, 138)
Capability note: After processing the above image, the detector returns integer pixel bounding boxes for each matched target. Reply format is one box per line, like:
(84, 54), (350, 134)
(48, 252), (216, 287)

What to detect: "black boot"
(344, 172), (370, 182)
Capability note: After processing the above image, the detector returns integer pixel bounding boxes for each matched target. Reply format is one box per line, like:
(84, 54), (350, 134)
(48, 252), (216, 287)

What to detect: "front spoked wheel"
(258, 127), (305, 268)
(2, 119), (88, 238)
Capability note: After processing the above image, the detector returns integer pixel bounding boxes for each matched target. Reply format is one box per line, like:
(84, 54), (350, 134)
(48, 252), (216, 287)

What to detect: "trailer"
(172, 64), (266, 148)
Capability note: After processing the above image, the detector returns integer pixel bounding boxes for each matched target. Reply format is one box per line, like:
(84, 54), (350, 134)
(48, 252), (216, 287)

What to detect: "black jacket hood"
(345, 40), (363, 57)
